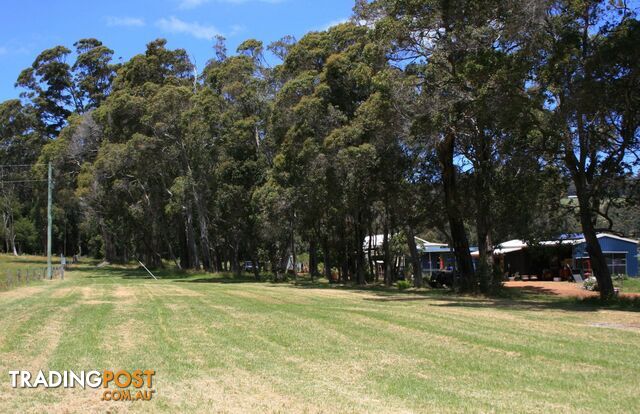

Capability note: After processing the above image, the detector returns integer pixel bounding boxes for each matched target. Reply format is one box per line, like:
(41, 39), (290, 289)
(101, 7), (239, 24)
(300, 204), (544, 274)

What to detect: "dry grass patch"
(50, 286), (79, 298)
(0, 285), (47, 300)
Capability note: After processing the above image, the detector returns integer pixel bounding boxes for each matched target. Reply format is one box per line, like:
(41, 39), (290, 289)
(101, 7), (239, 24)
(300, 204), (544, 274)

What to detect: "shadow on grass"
(68, 263), (640, 312)
(69, 263), (194, 280)
(178, 276), (261, 284)
(1, 258), (49, 266)
(427, 292), (640, 312)
(284, 280), (640, 312)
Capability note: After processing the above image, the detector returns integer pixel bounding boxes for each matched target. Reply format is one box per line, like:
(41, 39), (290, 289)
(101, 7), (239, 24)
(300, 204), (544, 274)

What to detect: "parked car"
(428, 270), (458, 289)
(243, 261), (256, 272)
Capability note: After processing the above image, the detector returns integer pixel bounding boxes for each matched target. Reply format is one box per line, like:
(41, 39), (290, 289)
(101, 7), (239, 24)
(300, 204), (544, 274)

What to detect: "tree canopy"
(1, 0), (638, 299)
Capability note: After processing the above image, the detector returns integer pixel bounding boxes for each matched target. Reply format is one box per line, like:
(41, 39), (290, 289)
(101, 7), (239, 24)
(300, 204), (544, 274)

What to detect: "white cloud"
(106, 16), (146, 27)
(228, 24), (246, 37)
(319, 17), (350, 31)
(178, 0), (284, 9)
(156, 16), (221, 40)
(0, 45), (30, 56)
(179, 0), (208, 8)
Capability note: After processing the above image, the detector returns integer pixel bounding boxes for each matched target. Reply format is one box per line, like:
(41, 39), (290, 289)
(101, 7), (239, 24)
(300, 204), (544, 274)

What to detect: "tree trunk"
(475, 151), (495, 294)
(10, 234), (17, 256)
(576, 186), (614, 298)
(251, 256), (260, 280)
(405, 226), (422, 287)
(185, 203), (200, 269)
(290, 222), (297, 280)
(566, 140), (615, 299)
(233, 239), (241, 278)
(368, 228), (375, 281)
(196, 210), (213, 272)
(476, 218), (494, 294)
(270, 251), (279, 281)
(101, 221), (116, 263)
(437, 131), (476, 292)
(356, 212), (366, 285)
(383, 222), (391, 287)
(323, 239), (332, 282)
(309, 239), (318, 281)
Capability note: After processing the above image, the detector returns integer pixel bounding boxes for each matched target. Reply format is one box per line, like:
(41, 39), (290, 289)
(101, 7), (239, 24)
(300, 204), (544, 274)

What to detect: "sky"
(0, 0), (355, 101)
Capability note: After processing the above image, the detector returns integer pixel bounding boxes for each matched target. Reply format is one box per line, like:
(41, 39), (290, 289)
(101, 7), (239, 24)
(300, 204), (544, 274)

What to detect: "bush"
(613, 274), (628, 282)
(397, 280), (411, 290)
(583, 276), (599, 291)
(14, 217), (38, 252)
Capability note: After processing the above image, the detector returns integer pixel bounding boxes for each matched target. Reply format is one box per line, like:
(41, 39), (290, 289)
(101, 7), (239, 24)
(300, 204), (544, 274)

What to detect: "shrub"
(397, 280), (411, 290)
(613, 274), (628, 282)
(583, 276), (599, 291)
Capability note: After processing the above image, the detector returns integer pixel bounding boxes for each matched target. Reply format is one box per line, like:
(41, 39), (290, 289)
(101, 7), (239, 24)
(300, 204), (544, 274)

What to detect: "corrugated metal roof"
(363, 235), (448, 251)
(492, 233), (639, 256)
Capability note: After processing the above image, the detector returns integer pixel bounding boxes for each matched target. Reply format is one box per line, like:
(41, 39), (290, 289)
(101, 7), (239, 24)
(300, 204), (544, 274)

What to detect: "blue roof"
(557, 233), (584, 240)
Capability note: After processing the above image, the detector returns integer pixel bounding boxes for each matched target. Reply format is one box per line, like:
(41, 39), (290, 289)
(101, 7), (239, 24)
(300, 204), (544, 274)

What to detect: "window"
(605, 253), (627, 276)
(574, 253), (627, 276)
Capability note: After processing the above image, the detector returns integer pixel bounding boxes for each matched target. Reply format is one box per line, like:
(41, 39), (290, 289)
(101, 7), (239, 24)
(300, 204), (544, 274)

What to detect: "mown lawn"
(0, 260), (639, 413)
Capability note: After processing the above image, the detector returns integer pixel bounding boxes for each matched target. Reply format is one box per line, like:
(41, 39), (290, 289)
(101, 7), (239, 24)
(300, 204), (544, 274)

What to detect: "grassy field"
(0, 259), (639, 413)
(0, 255), (51, 289)
(0, 254), (49, 272)
(616, 277), (640, 293)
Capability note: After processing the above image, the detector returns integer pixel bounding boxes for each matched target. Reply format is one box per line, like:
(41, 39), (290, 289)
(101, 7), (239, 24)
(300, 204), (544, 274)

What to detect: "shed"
(572, 234), (638, 277)
(490, 233), (639, 279)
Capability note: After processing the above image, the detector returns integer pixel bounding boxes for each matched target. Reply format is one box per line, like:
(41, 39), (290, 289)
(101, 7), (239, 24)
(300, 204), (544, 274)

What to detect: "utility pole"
(47, 162), (52, 280)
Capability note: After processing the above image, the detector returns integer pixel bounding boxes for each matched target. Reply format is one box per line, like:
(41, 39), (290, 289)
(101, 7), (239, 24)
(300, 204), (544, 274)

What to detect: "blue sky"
(0, 0), (354, 101)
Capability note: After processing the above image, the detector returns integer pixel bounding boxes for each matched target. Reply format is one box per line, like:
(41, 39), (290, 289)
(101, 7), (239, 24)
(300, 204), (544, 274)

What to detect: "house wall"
(572, 236), (639, 277)
(420, 252), (455, 272)
(502, 250), (529, 276)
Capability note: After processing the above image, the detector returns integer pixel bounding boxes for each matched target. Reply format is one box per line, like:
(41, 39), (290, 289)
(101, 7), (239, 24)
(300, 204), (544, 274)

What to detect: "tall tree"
(358, 0), (545, 292)
(72, 38), (116, 109)
(538, 0), (640, 298)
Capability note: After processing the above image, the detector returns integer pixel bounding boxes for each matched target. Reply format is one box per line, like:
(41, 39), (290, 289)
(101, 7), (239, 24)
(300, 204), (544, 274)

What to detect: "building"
(418, 240), (457, 273)
(572, 234), (638, 277)
(489, 233), (639, 279)
(363, 235), (456, 276)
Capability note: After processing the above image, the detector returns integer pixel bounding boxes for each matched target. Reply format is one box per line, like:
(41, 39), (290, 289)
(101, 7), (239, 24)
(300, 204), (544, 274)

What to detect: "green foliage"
(396, 280), (411, 290)
(1, 3), (638, 291)
(13, 217), (38, 252)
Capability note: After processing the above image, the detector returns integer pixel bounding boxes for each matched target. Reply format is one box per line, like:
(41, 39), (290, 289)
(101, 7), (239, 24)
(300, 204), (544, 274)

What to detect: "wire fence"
(0, 265), (65, 291)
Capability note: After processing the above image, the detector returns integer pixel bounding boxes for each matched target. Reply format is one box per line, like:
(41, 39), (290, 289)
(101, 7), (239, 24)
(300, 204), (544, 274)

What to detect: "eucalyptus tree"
(202, 39), (270, 275)
(267, 23), (411, 284)
(72, 38), (116, 109)
(537, 0), (640, 298)
(16, 46), (79, 136)
(0, 99), (46, 255)
(15, 39), (116, 136)
(82, 39), (196, 266)
(357, 0), (546, 292)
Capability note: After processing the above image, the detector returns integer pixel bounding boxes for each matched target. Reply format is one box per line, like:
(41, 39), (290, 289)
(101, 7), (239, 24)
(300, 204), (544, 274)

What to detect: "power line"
(0, 179), (47, 184)
(0, 164), (47, 168)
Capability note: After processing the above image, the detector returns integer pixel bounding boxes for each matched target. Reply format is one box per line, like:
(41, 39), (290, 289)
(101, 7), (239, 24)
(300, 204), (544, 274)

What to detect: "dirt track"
(504, 281), (639, 298)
